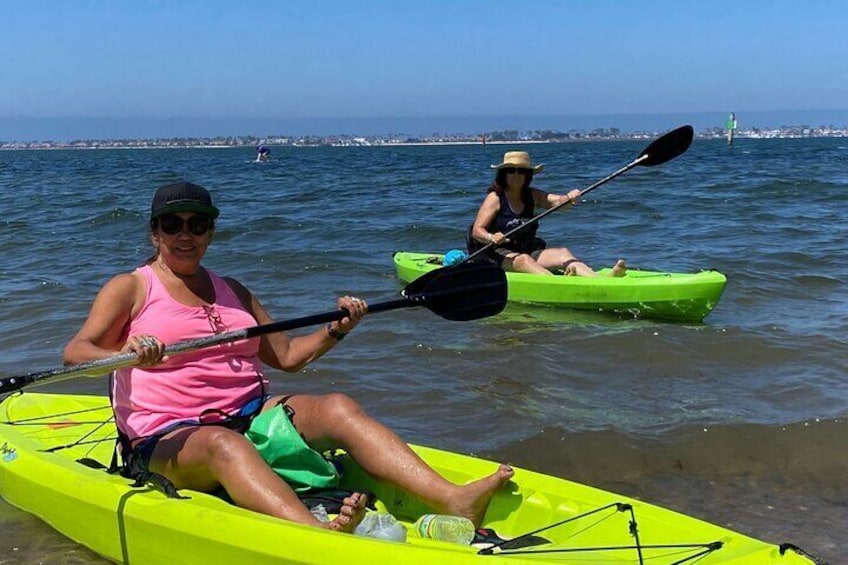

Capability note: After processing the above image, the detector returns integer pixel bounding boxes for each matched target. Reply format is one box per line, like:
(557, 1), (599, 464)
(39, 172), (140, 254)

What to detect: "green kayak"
(393, 251), (727, 322)
(0, 392), (817, 564)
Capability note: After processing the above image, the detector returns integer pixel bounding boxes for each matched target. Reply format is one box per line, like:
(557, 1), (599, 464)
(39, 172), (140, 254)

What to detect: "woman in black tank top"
(469, 151), (627, 277)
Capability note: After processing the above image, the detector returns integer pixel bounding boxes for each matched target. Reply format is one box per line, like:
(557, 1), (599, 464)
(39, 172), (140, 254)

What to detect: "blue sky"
(1, 0), (847, 136)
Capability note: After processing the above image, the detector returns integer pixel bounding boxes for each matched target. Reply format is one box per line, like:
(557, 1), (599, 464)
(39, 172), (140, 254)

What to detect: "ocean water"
(0, 136), (846, 563)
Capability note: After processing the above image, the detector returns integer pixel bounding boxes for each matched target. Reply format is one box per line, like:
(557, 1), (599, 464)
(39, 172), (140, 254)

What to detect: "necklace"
(154, 260), (214, 304)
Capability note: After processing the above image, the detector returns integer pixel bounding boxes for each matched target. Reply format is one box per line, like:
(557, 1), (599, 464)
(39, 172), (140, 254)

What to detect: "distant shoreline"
(2, 127), (846, 151)
(4, 109), (848, 144)
(0, 139), (551, 150)
(0, 122), (848, 151)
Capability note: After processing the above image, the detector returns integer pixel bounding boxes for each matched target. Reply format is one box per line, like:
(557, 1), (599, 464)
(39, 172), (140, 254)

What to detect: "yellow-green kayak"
(0, 392), (815, 564)
(394, 251), (727, 322)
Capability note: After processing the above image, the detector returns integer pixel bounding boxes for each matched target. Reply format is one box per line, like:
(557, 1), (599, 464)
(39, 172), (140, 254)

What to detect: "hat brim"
(491, 163), (544, 173)
(152, 202), (220, 219)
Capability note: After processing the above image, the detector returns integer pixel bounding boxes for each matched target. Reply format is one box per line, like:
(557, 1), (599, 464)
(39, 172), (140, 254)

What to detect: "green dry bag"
(245, 405), (340, 493)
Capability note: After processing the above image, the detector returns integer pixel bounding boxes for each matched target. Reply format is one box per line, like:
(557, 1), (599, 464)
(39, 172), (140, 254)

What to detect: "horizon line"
(5, 107), (848, 119)
(3, 109), (848, 143)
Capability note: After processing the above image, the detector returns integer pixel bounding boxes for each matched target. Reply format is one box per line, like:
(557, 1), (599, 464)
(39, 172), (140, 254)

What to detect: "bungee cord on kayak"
(0, 398), (116, 457)
(476, 501), (722, 564)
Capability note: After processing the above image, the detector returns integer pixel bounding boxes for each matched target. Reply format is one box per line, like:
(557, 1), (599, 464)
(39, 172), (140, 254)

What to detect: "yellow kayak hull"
(0, 393), (812, 564)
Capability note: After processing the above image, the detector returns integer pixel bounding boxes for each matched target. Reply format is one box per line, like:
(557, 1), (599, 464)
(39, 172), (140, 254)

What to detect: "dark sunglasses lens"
(158, 214), (211, 235)
(159, 215), (183, 234)
(187, 216), (212, 235)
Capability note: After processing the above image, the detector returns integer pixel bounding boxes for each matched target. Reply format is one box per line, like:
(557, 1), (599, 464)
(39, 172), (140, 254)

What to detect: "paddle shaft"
(465, 154), (648, 262)
(0, 259), (508, 393)
(0, 298), (412, 393)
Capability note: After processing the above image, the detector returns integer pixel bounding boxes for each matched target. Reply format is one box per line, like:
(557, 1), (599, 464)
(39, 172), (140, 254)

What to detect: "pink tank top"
(112, 265), (266, 441)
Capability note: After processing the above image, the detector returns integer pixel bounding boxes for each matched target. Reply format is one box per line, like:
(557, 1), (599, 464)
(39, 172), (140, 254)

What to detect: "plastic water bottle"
(310, 504), (330, 523)
(414, 514), (475, 545)
(354, 512), (407, 542)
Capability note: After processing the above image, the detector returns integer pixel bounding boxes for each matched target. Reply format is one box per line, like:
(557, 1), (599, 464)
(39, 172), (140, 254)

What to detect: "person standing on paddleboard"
(63, 181), (513, 534)
(469, 151), (626, 277)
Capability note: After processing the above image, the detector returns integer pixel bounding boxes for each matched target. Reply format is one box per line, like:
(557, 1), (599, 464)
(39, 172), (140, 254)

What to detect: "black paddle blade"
(401, 262), (507, 321)
(637, 125), (694, 167)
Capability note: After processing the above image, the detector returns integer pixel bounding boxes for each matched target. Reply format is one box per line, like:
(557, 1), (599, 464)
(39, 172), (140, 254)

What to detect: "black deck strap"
(472, 528), (550, 551)
(77, 446), (188, 500)
(779, 543), (831, 565)
(116, 440), (188, 500)
(77, 457), (108, 470)
(129, 470), (188, 500)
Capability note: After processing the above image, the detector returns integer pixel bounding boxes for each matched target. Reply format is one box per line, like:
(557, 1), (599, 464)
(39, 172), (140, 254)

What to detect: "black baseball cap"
(150, 182), (220, 219)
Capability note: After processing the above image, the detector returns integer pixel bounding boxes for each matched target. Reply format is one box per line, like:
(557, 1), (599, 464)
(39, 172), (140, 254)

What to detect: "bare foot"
(442, 464), (514, 527)
(325, 492), (368, 533)
(610, 259), (627, 277)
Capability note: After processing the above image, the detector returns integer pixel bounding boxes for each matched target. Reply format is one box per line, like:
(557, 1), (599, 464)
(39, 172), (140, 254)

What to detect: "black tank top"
(490, 190), (540, 253)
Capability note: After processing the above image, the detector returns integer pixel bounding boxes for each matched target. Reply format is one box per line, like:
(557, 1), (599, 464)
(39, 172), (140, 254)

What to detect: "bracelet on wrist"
(486, 233), (493, 243)
(326, 323), (347, 341)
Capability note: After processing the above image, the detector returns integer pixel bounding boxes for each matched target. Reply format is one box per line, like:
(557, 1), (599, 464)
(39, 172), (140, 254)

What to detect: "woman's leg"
(278, 393), (513, 526)
(148, 425), (367, 532)
(536, 248), (595, 275)
(502, 251), (554, 275)
(537, 248), (627, 277)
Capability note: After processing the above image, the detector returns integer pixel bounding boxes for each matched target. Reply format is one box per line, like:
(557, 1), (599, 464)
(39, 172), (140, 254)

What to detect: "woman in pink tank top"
(64, 182), (513, 534)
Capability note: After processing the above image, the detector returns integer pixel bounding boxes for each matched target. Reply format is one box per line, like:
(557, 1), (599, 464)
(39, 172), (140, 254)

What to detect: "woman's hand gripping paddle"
(0, 262), (507, 393)
(465, 125), (694, 262)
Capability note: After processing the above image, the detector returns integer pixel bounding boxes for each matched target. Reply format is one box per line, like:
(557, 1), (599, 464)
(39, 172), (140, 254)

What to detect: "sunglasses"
(157, 214), (214, 236)
(503, 167), (529, 175)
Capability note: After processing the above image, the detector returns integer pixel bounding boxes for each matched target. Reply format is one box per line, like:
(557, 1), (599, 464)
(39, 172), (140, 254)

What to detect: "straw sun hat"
(490, 151), (543, 173)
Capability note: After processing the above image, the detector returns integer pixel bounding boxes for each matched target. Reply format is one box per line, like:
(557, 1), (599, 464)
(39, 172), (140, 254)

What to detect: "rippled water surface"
(1, 137), (846, 563)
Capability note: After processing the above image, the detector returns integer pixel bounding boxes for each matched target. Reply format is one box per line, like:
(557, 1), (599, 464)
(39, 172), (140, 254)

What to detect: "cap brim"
(152, 202), (220, 219)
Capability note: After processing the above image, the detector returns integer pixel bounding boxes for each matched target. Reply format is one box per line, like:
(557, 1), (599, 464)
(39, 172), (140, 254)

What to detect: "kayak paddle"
(466, 124), (694, 262)
(0, 261), (507, 393)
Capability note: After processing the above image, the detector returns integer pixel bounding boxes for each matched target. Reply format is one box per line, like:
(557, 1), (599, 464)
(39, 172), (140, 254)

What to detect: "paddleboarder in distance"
(255, 144), (271, 162)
